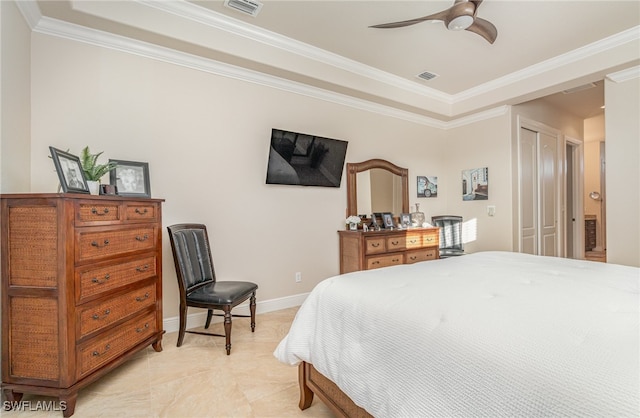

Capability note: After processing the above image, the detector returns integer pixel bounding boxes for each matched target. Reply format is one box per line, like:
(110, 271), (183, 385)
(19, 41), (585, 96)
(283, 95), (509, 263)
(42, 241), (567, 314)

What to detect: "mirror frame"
(346, 159), (409, 217)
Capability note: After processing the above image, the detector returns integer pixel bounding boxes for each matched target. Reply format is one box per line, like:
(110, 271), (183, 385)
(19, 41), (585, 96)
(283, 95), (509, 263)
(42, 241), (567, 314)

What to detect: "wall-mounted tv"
(266, 128), (348, 187)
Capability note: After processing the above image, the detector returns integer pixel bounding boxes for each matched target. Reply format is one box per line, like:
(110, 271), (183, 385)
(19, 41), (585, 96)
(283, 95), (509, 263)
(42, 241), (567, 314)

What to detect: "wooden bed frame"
(298, 361), (373, 418)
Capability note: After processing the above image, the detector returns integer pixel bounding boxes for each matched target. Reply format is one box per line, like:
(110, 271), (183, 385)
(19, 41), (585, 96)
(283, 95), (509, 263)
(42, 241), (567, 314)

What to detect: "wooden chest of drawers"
(585, 217), (597, 251)
(1, 194), (164, 417)
(338, 227), (440, 274)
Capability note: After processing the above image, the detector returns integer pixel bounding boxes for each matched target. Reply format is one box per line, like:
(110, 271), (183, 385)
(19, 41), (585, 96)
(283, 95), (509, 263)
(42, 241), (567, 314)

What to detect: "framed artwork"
(400, 213), (411, 228)
(109, 159), (151, 198)
(49, 146), (90, 194)
(417, 176), (438, 198)
(462, 167), (488, 201)
(382, 213), (394, 229)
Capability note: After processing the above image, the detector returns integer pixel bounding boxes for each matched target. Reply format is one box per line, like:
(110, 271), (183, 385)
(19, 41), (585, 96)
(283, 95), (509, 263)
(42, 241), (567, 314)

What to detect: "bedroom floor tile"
(2, 307), (333, 418)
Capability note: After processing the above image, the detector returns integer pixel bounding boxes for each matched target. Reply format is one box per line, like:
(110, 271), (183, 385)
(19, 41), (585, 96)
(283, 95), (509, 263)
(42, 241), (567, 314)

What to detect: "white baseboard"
(163, 292), (309, 334)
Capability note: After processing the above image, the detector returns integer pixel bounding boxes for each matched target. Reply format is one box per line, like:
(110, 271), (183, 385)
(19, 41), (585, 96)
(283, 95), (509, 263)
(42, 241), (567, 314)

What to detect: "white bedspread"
(274, 251), (639, 417)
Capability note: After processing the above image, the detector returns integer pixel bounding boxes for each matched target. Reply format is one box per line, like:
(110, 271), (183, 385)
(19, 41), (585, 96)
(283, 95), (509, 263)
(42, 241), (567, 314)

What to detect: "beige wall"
(26, 33), (452, 318)
(0, 1), (31, 193)
(605, 74), (640, 267)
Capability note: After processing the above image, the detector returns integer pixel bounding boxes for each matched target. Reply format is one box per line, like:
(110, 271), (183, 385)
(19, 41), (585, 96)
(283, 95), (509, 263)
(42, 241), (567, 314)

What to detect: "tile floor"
(3, 307), (334, 418)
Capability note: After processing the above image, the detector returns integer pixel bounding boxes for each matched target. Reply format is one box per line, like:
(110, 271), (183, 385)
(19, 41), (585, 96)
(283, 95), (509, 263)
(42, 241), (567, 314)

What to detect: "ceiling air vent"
(224, 0), (263, 17)
(562, 83), (596, 94)
(417, 71), (438, 81)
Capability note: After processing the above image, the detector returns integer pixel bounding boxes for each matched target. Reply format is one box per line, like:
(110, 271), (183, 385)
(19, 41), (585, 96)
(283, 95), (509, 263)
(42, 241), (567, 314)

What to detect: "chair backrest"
(167, 224), (216, 295)
(431, 215), (463, 251)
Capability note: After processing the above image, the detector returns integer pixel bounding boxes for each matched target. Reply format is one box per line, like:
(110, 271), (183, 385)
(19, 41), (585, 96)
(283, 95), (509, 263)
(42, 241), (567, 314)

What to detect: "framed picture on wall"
(109, 159), (151, 198)
(417, 176), (438, 198)
(49, 146), (90, 194)
(462, 167), (488, 201)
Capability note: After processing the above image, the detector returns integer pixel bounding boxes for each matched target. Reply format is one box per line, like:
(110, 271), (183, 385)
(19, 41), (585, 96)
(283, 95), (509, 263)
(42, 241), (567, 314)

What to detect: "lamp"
(447, 15), (474, 31)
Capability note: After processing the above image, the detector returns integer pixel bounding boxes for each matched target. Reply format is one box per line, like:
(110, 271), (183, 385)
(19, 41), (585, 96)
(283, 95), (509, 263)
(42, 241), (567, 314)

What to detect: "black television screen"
(266, 128), (348, 187)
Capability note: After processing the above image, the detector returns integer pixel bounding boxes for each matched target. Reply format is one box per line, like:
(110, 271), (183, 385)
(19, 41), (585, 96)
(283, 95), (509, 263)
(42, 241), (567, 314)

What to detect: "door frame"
(564, 136), (585, 259)
(515, 115), (563, 256)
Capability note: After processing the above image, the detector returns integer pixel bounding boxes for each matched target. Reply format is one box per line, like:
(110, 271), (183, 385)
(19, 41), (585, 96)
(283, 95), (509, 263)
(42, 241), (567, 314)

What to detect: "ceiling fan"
(370, 0), (498, 44)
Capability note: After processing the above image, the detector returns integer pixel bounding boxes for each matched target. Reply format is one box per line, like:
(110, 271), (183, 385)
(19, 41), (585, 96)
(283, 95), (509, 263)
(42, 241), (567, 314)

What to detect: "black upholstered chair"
(431, 215), (465, 258)
(167, 223), (258, 355)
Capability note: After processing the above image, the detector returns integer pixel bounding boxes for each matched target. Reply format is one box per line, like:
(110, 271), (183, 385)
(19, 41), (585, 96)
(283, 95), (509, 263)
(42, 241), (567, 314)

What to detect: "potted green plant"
(80, 146), (117, 195)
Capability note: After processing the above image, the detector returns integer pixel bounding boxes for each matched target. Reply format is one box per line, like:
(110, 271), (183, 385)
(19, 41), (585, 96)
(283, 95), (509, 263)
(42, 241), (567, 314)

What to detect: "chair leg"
(250, 292), (256, 332)
(177, 305), (187, 347)
(204, 309), (213, 329)
(223, 306), (232, 355)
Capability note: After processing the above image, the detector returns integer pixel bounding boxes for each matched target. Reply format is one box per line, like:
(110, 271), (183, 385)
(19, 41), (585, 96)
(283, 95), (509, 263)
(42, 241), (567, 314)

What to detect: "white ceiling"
(26, 1), (640, 123)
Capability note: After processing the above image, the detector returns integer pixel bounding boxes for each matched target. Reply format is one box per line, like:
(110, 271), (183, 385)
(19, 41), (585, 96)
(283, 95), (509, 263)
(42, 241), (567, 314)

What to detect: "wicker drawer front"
(386, 236), (406, 252)
(124, 203), (158, 222)
(367, 254), (403, 270)
(364, 237), (386, 254)
(78, 283), (156, 339)
(77, 227), (156, 262)
(405, 249), (437, 264)
(76, 202), (122, 223)
(77, 256), (156, 303)
(77, 311), (157, 378)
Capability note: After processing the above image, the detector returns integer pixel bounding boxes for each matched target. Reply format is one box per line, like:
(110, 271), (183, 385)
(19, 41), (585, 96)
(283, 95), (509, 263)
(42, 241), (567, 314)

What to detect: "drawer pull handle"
(371, 243), (380, 248)
(92, 344), (111, 357)
(392, 258), (400, 262)
(91, 274), (110, 284)
(136, 264), (150, 272)
(136, 323), (150, 333)
(135, 208), (149, 215)
(91, 239), (110, 248)
(135, 234), (149, 242)
(391, 240), (399, 245)
(372, 261), (380, 265)
(91, 207), (110, 216)
(92, 309), (111, 320)
(409, 239), (418, 244)
(410, 256), (418, 261)
(136, 292), (150, 302)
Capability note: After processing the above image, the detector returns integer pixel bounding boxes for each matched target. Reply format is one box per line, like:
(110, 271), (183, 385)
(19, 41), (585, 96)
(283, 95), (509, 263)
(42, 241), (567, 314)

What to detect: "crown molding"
(32, 16), (457, 128)
(453, 25), (640, 102)
(21, 0), (511, 130)
(14, 0), (41, 29)
(606, 65), (640, 83)
(137, 0), (453, 104)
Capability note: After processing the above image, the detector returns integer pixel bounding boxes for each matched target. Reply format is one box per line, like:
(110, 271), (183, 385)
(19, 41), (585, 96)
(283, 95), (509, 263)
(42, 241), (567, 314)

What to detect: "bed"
(274, 251), (639, 417)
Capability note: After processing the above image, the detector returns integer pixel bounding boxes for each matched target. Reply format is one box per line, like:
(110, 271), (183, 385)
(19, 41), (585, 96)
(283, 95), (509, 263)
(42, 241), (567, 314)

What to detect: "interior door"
(518, 125), (559, 256)
(539, 132), (558, 256)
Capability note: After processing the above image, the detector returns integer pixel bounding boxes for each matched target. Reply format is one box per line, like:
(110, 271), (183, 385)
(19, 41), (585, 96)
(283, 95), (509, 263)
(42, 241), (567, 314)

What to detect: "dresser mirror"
(346, 159), (409, 217)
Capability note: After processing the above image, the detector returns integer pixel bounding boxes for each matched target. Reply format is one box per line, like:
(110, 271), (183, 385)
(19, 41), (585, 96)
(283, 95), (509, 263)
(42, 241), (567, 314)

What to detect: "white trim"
(606, 65), (640, 83)
(564, 136), (585, 260)
(162, 292), (308, 334)
(14, 0), (41, 29)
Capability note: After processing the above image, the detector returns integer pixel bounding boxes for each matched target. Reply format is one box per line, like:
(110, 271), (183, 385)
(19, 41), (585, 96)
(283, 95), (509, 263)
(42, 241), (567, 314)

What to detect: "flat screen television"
(266, 128), (348, 187)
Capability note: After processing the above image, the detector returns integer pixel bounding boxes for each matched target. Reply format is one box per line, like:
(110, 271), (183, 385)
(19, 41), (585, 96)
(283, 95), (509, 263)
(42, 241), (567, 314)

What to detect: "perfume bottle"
(410, 203), (425, 227)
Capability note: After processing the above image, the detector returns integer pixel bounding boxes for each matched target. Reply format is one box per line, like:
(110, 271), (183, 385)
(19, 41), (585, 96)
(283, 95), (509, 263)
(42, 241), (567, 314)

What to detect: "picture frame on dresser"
(382, 213), (394, 228)
(400, 213), (411, 228)
(49, 147), (90, 194)
(109, 159), (151, 198)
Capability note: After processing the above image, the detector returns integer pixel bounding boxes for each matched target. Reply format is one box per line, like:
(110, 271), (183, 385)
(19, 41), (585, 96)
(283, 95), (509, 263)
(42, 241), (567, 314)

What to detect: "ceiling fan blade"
(369, 10), (449, 29)
(465, 17), (497, 44)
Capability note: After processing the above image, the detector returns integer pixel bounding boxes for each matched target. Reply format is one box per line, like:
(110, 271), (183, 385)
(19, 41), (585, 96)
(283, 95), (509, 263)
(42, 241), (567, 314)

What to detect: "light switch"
(487, 205), (496, 217)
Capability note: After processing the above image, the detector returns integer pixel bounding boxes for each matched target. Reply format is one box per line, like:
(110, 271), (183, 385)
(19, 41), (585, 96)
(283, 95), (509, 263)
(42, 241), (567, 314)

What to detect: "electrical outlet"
(295, 272), (302, 283)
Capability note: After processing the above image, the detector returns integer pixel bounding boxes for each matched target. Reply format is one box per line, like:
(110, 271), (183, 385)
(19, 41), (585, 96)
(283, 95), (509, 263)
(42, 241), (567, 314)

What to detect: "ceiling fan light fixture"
(447, 15), (474, 31)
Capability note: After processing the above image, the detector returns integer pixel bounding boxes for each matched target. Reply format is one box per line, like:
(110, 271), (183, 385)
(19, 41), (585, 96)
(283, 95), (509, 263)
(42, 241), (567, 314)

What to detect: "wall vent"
(224, 0), (263, 17)
(562, 83), (596, 94)
(417, 71), (438, 81)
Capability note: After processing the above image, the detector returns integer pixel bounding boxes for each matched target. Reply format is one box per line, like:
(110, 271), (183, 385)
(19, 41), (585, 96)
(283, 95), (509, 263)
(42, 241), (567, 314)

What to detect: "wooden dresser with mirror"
(339, 159), (439, 274)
